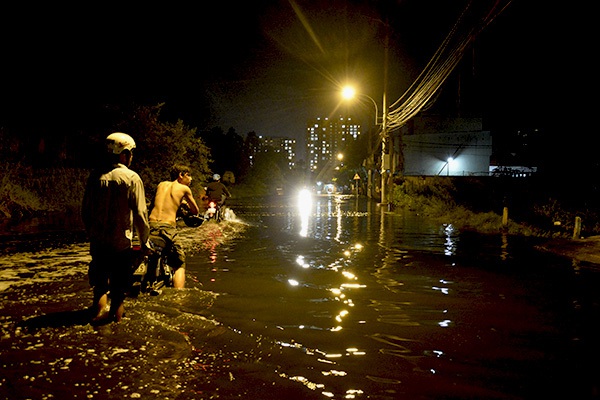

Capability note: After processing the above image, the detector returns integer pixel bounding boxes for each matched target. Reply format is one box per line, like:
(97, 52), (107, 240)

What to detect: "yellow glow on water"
(322, 370), (347, 376)
(335, 196), (343, 242)
(342, 271), (356, 279)
(297, 188), (312, 237)
(317, 358), (336, 364)
(295, 255), (310, 269)
(341, 283), (366, 289)
(283, 374), (324, 390)
(344, 389), (365, 398)
(335, 309), (349, 323)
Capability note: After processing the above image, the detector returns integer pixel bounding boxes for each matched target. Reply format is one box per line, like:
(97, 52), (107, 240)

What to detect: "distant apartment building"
(258, 135), (297, 169)
(306, 116), (360, 172)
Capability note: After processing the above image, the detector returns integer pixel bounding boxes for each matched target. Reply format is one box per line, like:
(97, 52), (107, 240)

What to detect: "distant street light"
(335, 153), (344, 171)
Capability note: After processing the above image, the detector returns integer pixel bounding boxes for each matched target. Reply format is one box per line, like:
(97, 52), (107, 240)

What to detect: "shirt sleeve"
(130, 175), (150, 245)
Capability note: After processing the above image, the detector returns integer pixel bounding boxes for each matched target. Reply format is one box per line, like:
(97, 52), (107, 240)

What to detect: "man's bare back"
(148, 167), (200, 289)
(150, 180), (199, 226)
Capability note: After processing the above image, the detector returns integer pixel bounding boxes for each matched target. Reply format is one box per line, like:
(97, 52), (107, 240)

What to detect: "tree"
(197, 126), (250, 180)
(245, 151), (289, 195)
(114, 103), (212, 198)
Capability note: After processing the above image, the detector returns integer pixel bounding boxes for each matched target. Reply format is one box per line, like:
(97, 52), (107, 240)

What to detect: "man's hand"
(142, 239), (154, 256)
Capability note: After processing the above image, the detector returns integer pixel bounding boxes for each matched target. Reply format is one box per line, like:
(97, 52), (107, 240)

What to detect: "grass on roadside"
(391, 176), (600, 238)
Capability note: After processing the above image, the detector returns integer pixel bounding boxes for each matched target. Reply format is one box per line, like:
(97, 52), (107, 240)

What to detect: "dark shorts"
(88, 246), (134, 296)
(149, 222), (185, 269)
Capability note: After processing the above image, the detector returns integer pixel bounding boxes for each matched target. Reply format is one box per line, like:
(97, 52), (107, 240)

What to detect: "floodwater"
(1, 193), (599, 399)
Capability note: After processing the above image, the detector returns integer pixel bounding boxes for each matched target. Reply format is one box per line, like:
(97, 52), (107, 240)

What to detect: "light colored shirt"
(82, 163), (150, 251)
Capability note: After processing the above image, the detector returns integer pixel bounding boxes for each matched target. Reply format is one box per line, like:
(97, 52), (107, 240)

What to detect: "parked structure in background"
(400, 115), (492, 176)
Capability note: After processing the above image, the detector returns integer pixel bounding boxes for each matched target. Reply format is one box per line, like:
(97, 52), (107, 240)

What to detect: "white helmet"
(213, 174), (220, 180)
(106, 132), (136, 154)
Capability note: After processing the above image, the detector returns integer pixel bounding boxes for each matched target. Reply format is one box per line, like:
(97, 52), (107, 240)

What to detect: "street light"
(341, 86), (378, 199)
(335, 153), (344, 171)
(341, 85), (388, 204)
(341, 86), (379, 127)
(447, 157), (453, 176)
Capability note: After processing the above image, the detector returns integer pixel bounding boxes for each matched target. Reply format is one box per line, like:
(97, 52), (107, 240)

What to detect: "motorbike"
(204, 199), (223, 222)
(129, 233), (173, 297)
(202, 189), (231, 222)
(176, 201), (205, 227)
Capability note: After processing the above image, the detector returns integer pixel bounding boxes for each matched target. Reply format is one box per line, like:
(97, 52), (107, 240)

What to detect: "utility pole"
(367, 127), (374, 199)
(380, 22), (390, 205)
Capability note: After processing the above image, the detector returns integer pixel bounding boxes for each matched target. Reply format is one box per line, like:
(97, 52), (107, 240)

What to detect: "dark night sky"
(0, 0), (590, 160)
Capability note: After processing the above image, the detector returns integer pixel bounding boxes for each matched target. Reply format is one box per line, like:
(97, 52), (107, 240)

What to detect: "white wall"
(403, 130), (492, 176)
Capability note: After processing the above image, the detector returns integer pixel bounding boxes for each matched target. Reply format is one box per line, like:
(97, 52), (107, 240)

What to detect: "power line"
(386, 0), (513, 131)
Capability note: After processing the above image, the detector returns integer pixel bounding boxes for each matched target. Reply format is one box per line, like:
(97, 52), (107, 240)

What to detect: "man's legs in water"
(89, 257), (110, 321)
(171, 231), (187, 289)
(107, 251), (132, 322)
(173, 266), (185, 288)
(92, 291), (109, 320)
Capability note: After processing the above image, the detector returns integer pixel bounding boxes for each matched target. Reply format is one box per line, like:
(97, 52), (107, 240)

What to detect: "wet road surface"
(1, 194), (599, 399)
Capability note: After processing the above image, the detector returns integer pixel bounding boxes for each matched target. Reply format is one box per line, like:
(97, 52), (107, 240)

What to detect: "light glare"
(341, 86), (356, 100)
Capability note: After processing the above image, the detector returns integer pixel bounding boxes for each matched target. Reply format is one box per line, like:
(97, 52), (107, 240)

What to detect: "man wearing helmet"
(82, 132), (150, 323)
(149, 164), (200, 288)
(205, 173), (232, 206)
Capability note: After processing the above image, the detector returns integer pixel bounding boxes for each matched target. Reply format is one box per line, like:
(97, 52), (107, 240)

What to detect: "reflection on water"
(197, 194), (600, 399)
(298, 188), (312, 237)
(442, 224), (457, 256)
(501, 232), (509, 261)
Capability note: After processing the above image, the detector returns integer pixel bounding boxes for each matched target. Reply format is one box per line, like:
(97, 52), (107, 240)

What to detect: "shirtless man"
(149, 164), (200, 288)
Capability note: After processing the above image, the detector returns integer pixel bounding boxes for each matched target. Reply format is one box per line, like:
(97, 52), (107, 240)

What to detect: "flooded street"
(1, 193), (600, 399)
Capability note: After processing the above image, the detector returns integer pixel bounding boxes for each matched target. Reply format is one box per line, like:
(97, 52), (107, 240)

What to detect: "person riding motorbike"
(149, 164), (200, 288)
(205, 174), (231, 206)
